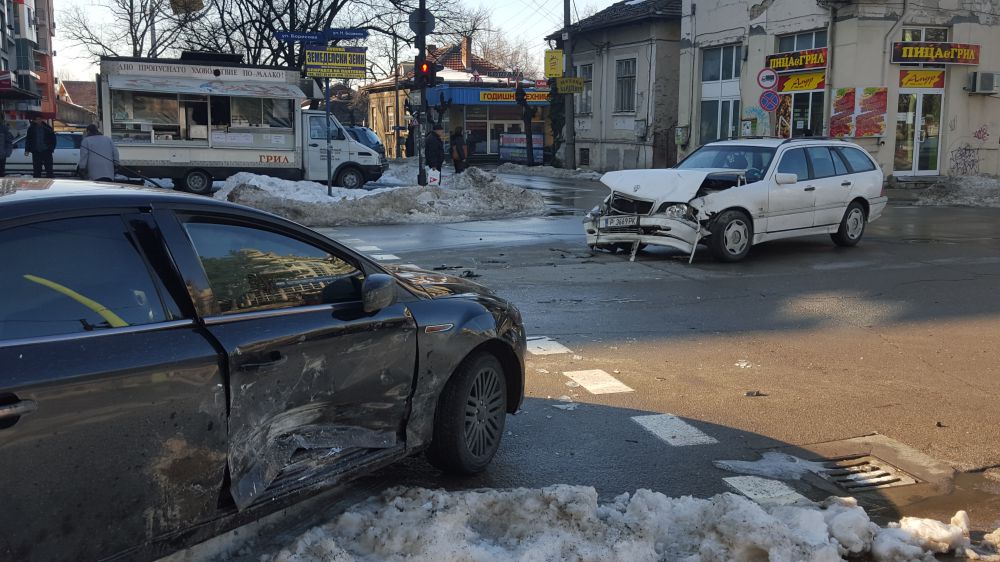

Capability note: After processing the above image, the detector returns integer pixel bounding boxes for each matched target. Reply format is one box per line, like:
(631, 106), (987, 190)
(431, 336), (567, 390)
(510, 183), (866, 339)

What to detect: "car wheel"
(182, 170), (213, 195)
(426, 352), (507, 474)
(831, 201), (866, 247)
(708, 210), (753, 262)
(337, 167), (364, 189)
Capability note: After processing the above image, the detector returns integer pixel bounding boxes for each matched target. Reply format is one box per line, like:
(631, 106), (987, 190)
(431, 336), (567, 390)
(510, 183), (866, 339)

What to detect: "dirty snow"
(914, 175), (1000, 207)
(214, 166), (545, 227)
(496, 162), (603, 180)
(266, 484), (996, 562)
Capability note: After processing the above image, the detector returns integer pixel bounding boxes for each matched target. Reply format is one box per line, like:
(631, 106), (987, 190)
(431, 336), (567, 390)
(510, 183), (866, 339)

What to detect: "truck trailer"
(99, 55), (386, 194)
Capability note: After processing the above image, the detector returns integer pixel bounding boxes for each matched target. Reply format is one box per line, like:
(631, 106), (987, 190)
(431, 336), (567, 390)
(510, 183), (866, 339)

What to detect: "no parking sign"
(759, 90), (781, 112)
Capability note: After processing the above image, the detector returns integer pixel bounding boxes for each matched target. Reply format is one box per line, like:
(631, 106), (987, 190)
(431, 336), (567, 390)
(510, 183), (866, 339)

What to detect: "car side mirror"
(774, 172), (798, 185)
(362, 273), (397, 313)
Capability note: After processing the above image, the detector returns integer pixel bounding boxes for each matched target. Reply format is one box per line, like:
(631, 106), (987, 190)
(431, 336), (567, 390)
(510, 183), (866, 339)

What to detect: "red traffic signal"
(413, 56), (444, 88)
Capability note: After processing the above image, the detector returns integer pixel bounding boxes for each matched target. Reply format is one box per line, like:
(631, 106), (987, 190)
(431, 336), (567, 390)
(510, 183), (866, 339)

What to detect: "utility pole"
(563, 0), (576, 169)
(393, 33), (401, 160)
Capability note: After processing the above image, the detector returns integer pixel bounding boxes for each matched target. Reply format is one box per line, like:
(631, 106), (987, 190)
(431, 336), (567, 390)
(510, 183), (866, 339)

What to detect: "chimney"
(461, 36), (472, 71)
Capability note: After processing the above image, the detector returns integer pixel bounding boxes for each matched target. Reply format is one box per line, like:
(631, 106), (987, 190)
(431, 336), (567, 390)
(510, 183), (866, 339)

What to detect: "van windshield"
(677, 146), (776, 171)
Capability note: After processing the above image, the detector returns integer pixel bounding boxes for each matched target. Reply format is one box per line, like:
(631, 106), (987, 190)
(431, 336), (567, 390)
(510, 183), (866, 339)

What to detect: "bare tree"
(60, 0), (203, 59)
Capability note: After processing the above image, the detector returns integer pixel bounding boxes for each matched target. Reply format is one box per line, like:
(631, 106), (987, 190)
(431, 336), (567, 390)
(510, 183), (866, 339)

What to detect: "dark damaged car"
(0, 178), (525, 561)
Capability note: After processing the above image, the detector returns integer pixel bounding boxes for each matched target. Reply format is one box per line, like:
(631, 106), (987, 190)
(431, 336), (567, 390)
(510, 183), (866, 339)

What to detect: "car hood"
(383, 266), (496, 299)
(601, 169), (724, 202)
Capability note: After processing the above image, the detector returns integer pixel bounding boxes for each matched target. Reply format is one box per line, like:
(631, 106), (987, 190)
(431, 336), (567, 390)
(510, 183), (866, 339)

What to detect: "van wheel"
(708, 210), (753, 262)
(182, 170), (213, 195)
(337, 167), (364, 189)
(831, 201), (866, 247)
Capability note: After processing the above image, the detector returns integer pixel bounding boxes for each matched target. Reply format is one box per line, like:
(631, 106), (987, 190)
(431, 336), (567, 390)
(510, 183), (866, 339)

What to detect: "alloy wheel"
(464, 365), (505, 459)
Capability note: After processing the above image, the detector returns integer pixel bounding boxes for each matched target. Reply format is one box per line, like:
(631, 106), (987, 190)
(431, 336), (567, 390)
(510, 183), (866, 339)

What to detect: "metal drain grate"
(817, 455), (919, 491)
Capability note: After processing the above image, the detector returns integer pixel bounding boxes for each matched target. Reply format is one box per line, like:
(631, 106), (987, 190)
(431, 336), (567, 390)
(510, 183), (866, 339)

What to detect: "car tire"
(181, 170), (213, 195)
(336, 167), (364, 189)
(831, 201), (866, 247)
(708, 210), (753, 262)
(426, 352), (507, 475)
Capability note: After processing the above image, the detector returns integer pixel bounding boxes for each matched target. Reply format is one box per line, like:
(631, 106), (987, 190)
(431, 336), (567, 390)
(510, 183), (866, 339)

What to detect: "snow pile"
(267, 484), (995, 562)
(496, 162), (603, 180)
(373, 158), (423, 186)
(914, 175), (1000, 207)
(218, 168), (545, 227)
(714, 452), (827, 480)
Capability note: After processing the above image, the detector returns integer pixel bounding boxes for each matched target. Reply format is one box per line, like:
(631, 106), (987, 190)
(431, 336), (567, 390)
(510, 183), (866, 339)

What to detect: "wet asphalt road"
(311, 176), (1000, 535)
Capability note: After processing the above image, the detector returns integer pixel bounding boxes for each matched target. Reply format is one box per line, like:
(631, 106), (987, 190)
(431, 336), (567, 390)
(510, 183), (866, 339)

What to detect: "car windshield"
(348, 128), (382, 149)
(677, 146), (777, 172)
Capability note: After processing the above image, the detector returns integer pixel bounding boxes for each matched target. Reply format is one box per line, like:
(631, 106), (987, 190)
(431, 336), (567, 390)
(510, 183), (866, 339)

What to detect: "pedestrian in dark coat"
(450, 126), (468, 173)
(25, 116), (56, 178)
(0, 121), (12, 177)
(404, 125), (416, 157)
(425, 125), (445, 171)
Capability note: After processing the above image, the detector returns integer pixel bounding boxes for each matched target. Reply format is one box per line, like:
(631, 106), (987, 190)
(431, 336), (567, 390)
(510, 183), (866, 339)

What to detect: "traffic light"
(414, 57), (444, 88)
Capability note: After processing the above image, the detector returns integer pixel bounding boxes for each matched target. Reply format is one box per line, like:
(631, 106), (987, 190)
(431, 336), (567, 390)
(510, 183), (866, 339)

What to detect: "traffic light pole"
(415, 0), (428, 186)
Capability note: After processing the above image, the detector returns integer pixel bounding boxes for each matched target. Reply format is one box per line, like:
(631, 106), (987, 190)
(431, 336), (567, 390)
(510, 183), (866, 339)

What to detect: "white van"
(99, 56), (386, 194)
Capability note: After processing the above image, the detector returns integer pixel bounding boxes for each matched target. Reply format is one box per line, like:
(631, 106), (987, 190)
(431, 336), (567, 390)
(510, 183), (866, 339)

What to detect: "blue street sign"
(760, 90), (781, 112)
(275, 31), (325, 42)
(325, 28), (369, 40)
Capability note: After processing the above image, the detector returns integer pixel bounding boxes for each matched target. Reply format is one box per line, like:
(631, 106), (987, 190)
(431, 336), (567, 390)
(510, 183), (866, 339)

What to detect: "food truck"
(99, 54), (385, 194)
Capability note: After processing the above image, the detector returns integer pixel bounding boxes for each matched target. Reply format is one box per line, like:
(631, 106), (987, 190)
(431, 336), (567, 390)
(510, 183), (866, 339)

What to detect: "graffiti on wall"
(948, 144), (981, 176)
(972, 124), (989, 142)
(741, 105), (770, 137)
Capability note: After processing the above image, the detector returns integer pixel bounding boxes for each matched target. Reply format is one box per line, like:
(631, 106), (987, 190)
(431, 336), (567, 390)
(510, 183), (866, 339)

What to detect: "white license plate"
(601, 215), (639, 228)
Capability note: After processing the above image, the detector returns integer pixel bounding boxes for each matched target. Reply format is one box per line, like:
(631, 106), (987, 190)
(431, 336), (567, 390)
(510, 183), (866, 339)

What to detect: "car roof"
(0, 178), (240, 222)
(705, 138), (855, 148)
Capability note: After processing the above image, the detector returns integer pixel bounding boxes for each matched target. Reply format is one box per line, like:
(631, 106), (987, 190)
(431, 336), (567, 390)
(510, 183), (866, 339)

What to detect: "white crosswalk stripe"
(632, 414), (719, 446)
(526, 336), (572, 355)
(564, 369), (634, 394)
(356, 245), (382, 252)
(371, 254), (401, 261)
(723, 476), (811, 506)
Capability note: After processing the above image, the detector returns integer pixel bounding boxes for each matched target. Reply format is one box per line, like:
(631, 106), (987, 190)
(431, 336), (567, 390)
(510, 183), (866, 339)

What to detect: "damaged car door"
(166, 214), (418, 510)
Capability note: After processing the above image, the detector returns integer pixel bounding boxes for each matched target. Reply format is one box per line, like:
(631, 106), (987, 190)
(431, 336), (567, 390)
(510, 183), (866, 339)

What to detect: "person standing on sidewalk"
(450, 126), (468, 173)
(78, 124), (119, 181)
(25, 115), (56, 178)
(0, 121), (13, 176)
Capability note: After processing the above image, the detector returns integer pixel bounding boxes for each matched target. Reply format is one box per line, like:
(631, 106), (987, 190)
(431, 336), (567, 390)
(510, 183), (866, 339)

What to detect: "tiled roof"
(363, 41), (529, 91)
(546, 0), (682, 39)
(62, 81), (98, 113)
(427, 45), (508, 76)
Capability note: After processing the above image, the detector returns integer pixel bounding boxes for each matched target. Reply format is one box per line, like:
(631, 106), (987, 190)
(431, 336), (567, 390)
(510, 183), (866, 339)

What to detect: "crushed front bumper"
(583, 213), (709, 254)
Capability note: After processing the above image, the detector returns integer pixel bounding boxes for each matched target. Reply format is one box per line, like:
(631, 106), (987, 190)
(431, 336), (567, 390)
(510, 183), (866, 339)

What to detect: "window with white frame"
(614, 58), (636, 113)
(576, 63), (593, 114)
(699, 44), (742, 143)
(777, 29), (827, 53)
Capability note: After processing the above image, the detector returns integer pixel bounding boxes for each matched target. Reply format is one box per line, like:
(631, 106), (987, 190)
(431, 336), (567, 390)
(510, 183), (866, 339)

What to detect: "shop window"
(579, 147), (590, 166)
(576, 63), (593, 114)
(110, 90), (182, 144)
(466, 121), (487, 155)
(700, 99), (741, 143)
(789, 91), (824, 137)
(778, 30), (826, 53)
(614, 58), (636, 113)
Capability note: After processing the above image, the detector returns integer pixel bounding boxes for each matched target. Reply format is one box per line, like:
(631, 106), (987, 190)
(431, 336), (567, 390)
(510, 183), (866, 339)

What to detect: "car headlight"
(659, 203), (691, 219)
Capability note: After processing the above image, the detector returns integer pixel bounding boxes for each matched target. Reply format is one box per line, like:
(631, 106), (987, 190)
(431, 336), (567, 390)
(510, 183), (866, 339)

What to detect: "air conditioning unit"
(967, 72), (999, 94)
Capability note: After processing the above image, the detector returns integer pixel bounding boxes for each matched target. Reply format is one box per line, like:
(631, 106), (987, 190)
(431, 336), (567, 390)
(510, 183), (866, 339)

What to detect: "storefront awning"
(108, 75), (306, 99)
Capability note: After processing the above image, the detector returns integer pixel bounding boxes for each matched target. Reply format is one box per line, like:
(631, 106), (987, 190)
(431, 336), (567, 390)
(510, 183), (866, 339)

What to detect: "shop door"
(489, 121), (523, 154)
(894, 92), (942, 175)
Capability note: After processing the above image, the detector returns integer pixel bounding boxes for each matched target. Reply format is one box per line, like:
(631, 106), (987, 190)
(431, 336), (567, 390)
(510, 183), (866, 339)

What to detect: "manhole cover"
(818, 454), (919, 491)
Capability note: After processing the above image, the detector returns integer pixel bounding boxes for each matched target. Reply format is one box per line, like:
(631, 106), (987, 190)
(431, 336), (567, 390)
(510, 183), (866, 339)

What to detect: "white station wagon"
(584, 138), (888, 262)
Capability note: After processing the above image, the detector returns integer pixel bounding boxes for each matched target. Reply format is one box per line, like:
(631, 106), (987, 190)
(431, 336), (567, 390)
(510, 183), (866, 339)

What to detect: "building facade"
(548, 0), (683, 171)
(364, 37), (549, 160)
(0, 0), (56, 134)
(677, 0), (1000, 179)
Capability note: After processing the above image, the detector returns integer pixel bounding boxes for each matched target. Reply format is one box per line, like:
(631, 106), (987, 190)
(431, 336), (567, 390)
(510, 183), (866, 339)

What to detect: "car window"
(836, 147), (877, 173)
(309, 116), (345, 141)
(677, 146), (776, 171)
(0, 216), (171, 340)
(831, 148), (849, 175)
(183, 222), (365, 315)
(56, 134), (80, 149)
(776, 148), (809, 181)
(806, 147), (837, 178)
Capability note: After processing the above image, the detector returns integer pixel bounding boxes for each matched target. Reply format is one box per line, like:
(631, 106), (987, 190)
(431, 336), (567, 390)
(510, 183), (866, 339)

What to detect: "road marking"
(356, 245), (382, 252)
(632, 414), (719, 446)
(564, 369), (633, 394)
(343, 238), (365, 244)
(723, 476), (811, 506)
(396, 264), (421, 269)
(371, 254), (400, 261)
(526, 336), (572, 355)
